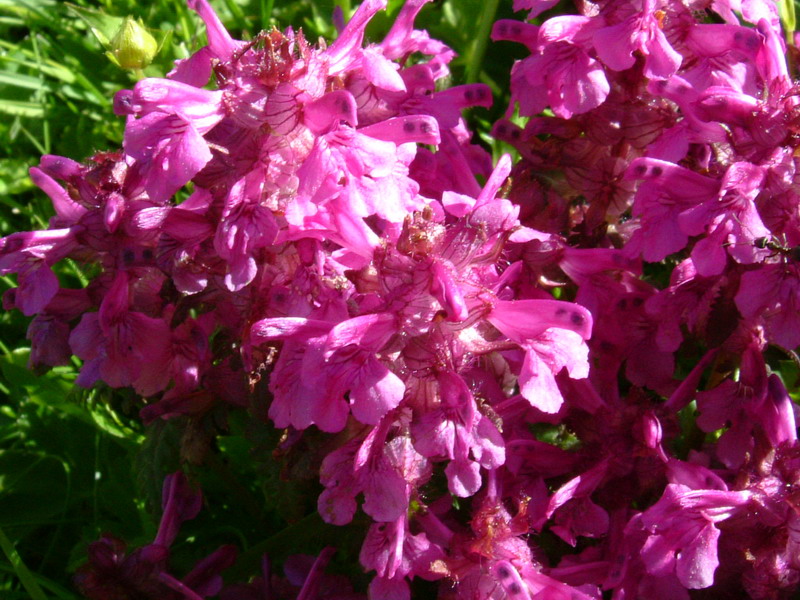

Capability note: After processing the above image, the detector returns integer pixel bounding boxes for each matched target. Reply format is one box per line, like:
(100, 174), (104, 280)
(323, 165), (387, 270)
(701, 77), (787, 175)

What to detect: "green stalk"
(779, 0), (796, 45)
(779, 0), (797, 76)
(0, 525), (49, 600)
(261, 0), (275, 30)
(30, 31), (50, 154)
(466, 0), (501, 84)
(223, 0), (247, 31)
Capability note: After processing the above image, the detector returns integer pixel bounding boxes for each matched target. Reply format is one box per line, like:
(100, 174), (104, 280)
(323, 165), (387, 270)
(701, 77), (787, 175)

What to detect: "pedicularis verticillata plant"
(2, 0), (800, 597)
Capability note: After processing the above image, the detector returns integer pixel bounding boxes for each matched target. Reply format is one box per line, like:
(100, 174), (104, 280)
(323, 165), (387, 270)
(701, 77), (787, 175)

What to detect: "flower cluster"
(487, 0), (800, 597)
(2, 0), (800, 597)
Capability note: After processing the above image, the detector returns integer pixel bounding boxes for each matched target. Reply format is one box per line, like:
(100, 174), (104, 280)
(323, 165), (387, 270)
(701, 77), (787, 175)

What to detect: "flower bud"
(110, 17), (158, 70)
(636, 410), (663, 450)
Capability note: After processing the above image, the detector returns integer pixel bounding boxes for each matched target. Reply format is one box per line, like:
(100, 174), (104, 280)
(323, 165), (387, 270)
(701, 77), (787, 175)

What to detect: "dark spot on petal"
(651, 166), (663, 176)
(510, 129), (520, 140)
(403, 121), (416, 133)
(508, 582), (522, 595)
(475, 87), (487, 99)
(617, 299), (627, 310)
(142, 248), (154, 261)
(123, 249), (135, 264)
(555, 307), (567, 316)
(634, 164), (647, 175)
(497, 565), (511, 579)
(464, 89), (474, 101)
(496, 124), (507, 135)
(632, 297), (644, 307)
(420, 122), (432, 134)
(511, 25), (521, 36)
(570, 312), (584, 325)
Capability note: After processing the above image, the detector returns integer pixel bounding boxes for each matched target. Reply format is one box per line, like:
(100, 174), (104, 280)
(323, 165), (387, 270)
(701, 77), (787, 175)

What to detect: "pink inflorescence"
(3, 0), (800, 598)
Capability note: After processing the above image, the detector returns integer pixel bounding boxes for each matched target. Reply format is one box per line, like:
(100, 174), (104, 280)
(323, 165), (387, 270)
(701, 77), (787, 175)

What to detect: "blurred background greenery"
(0, 0), (524, 597)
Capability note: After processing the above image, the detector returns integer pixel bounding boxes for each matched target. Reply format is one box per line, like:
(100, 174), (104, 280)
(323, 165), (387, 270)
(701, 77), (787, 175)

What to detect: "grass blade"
(0, 525), (49, 600)
(465, 0), (500, 84)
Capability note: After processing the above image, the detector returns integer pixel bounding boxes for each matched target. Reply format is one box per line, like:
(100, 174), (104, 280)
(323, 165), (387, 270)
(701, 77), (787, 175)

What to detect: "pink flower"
(214, 171), (279, 291)
(318, 427), (430, 525)
(593, 0), (682, 79)
(736, 263), (800, 349)
(678, 161), (770, 276)
(510, 16), (609, 119)
(487, 299), (592, 413)
(69, 272), (171, 396)
(411, 371), (504, 497)
(359, 515), (442, 600)
(640, 483), (751, 589)
(624, 158), (719, 262)
(250, 313), (404, 431)
(116, 79), (225, 202)
(0, 229), (76, 315)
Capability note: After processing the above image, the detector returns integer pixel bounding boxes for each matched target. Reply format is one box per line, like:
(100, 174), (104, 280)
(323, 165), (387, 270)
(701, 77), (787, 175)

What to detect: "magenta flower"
(411, 371), (505, 497)
(213, 171), (279, 291)
(359, 514), (442, 600)
(116, 79), (225, 202)
(250, 312), (404, 431)
(487, 299), (592, 413)
(68, 271), (171, 396)
(640, 483), (751, 589)
(593, 0), (682, 79)
(510, 37), (609, 119)
(678, 161), (770, 276)
(736, 262), (800, 349)
(624, 158), (719, 262)
(318, 427), (430, 525)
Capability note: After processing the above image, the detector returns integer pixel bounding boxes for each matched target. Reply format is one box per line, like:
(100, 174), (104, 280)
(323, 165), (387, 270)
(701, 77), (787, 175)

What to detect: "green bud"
(110, 17), (158, 70)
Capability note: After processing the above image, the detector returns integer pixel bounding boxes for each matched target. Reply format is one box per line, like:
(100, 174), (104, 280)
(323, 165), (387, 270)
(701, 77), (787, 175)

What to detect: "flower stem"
(466, 0), (501, 84)
(158, 572), (205, 600)
(261, 0), (274, 30)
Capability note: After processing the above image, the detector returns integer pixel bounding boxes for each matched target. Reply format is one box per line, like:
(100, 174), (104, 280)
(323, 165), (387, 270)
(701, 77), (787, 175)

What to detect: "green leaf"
(0, 99), (44, 117)
(0, 450), (69, 529)
(0, 0), (57, 21)
(0, 52), (77, 85)
(64, 3), (124, 49)
(0, 525), (49, 600)
(0, 159), (34, 195)
(0, 349), (75, 407)
(0, 71), (46, 91)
